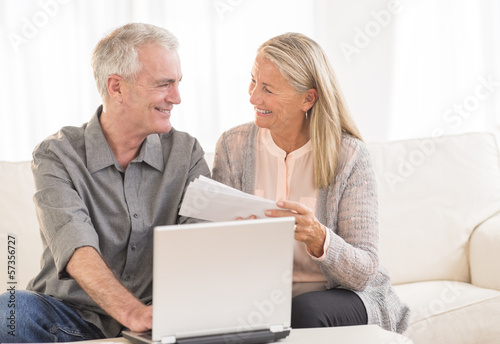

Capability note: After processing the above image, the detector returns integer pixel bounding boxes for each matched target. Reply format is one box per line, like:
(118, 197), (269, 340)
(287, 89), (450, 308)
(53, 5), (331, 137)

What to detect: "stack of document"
(179, 176), (278, 222)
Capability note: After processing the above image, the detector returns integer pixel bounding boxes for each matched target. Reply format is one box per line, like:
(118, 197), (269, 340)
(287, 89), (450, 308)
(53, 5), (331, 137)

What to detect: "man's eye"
(264, 87), (272, 94)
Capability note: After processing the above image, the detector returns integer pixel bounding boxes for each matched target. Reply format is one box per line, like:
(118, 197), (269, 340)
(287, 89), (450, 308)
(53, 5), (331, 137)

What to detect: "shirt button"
(133, 214), (139, 218)
(131, 245), (137, 251)
(123, 276), (131, 281)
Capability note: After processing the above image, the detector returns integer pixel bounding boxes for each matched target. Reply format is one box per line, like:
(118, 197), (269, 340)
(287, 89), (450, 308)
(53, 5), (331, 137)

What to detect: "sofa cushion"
(368, 133), (500, 284)
(0, 161), (42, 289)
(394, 281), (500, 344)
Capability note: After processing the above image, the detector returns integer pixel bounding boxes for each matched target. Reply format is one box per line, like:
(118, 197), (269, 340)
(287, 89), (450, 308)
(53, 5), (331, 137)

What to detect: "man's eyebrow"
(154, 75), (182, 85)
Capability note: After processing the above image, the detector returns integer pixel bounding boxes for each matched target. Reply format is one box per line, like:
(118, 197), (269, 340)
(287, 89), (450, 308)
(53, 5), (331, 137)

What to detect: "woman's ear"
(302, 88), (318, 112)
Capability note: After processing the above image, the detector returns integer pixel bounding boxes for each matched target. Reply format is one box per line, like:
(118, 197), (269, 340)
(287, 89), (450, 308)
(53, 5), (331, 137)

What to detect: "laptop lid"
(146, 217), (295, 344)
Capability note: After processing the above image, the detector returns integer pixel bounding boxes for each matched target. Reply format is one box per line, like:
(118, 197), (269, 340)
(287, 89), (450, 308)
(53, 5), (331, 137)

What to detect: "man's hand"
(123, 304), (153, 332)
(66, 246), (152, 331)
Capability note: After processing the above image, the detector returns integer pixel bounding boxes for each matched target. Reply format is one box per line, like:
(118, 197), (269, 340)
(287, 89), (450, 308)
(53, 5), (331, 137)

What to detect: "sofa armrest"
(470, 213), (500, 290)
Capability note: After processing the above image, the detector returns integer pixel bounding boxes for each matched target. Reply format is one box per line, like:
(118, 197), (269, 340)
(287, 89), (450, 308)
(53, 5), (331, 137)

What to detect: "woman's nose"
(249, 85), (261, 105)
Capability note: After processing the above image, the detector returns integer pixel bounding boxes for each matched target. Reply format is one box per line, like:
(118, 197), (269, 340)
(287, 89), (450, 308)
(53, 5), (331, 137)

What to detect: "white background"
(0, 0), (499, 161)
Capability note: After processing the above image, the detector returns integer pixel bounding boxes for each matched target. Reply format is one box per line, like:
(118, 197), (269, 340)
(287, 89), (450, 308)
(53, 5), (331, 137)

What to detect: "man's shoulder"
(34, 123), (87, 156)
(160, 127), (194, 139)
(157, 128), (206, 161)
(157, 127), (201, 148)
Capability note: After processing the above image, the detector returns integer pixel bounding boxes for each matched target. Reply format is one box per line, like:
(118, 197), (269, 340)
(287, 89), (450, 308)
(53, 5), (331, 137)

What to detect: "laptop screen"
(151, 217), (295, 342)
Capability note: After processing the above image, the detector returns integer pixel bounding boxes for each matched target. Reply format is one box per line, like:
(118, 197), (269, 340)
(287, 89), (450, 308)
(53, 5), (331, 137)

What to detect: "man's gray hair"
(91, 23), (179, 100)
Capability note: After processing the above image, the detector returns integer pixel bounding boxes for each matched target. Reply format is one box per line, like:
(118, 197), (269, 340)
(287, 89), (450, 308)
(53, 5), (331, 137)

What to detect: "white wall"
(314, 0), (500, 144)
(0, 0), (499, 161)
(313, 0), (398, 142)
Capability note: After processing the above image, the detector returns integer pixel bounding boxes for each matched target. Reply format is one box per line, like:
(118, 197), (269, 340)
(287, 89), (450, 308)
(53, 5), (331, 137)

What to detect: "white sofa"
(1, 132), (500, 343)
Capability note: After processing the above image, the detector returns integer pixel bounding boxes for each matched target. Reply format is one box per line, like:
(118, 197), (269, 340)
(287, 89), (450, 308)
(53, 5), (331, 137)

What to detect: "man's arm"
(66, 246), (152, 332)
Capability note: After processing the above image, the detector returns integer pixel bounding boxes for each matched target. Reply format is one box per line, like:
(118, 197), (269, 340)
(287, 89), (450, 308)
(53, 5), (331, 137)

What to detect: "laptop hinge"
(160, 336), (176, 344)
(269, 324), (285, 333)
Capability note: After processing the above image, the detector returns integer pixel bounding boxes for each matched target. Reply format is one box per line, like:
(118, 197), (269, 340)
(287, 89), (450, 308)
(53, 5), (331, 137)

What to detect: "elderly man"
(0, 23), (210, 342)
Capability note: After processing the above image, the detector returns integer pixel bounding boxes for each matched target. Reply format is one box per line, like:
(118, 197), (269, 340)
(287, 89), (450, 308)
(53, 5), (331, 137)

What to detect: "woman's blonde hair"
(258, 33), (362, 188)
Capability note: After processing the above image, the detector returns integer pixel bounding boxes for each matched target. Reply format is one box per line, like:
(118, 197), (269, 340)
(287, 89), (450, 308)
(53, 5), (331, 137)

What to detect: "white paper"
(179, 176), (278, 222)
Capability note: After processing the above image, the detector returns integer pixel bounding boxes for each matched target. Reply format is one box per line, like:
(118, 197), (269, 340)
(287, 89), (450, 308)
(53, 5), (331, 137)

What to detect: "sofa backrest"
(0, 161), (41, 289)
(368, 132), (500, 285)
(3, 133), (500, 290)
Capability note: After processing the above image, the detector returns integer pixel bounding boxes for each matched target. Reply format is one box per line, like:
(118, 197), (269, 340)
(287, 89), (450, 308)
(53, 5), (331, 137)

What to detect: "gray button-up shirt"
(27, 106), (210, 337)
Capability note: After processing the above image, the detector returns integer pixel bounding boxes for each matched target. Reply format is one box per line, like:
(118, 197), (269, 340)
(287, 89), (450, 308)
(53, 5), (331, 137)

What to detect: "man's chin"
(155, 121), (172, 134)
(155, 127), (172, 134)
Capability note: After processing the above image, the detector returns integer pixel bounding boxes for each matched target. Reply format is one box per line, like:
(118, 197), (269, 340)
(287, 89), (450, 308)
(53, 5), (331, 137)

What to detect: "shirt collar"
(85, 106), (165, 174)
(260, 128), (312, 159)
(134, 132), (165, 172)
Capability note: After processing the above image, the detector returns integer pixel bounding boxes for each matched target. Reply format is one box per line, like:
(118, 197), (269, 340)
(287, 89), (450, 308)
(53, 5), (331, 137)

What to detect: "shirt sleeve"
(178, 138), (212, 224)
(32, 143), (100, 280)
(305, 228), (331, 261)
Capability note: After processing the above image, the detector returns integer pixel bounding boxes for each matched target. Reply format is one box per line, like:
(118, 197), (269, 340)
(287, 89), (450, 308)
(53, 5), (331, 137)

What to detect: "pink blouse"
(255, 128), (330, 282)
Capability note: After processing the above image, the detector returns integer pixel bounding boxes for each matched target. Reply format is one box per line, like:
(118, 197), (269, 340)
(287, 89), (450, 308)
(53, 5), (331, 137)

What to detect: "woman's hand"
(235, 215), (257, 220)
(265, 200), (326, 257)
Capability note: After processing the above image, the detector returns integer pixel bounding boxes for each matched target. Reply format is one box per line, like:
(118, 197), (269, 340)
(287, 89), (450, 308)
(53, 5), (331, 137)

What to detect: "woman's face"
(249, 54), (309, 135)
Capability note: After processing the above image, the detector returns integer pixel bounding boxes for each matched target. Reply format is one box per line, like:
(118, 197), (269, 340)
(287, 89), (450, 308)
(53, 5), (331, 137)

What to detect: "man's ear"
(302, 88), (318, 112)
(106, 75), (125, 103)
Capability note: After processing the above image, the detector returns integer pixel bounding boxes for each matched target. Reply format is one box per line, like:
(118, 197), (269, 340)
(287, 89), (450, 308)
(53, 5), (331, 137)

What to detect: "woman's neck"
(270, 127), (310, 155)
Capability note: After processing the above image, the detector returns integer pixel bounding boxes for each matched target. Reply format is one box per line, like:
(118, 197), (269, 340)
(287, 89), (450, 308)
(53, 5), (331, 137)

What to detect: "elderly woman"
(212, 33), (410, 333)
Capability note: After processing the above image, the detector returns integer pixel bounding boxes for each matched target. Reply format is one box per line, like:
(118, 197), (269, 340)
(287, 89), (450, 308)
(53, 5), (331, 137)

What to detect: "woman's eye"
(264, 87), (272, 94)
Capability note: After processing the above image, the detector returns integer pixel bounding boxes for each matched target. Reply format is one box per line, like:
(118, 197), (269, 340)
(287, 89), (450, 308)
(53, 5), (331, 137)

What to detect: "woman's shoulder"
(335, 133), (373, 175)
(341, 133), (366, 150)
(340, 133), (370, 158)
(218, 122), (257, 144)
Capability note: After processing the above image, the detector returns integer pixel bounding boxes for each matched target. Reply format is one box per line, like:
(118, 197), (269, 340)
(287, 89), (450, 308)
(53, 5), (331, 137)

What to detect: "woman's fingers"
(265, 200), (325, 256)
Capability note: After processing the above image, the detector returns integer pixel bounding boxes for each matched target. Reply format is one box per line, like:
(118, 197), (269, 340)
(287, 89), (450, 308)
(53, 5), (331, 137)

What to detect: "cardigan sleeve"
(317, 138), (380, 291)
(212, 131), (238, 188)
(212, 123), (256, 191)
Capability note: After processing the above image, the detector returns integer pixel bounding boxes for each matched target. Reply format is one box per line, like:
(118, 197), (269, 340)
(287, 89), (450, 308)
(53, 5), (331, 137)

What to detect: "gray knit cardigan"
(212, 122), (410, 333)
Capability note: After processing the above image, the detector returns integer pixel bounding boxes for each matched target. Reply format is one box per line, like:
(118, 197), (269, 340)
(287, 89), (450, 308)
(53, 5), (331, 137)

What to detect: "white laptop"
(123, 217), (295, 344)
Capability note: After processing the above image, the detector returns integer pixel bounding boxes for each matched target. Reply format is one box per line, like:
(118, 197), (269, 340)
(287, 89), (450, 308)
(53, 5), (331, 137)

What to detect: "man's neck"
(99, 108), (147, 169)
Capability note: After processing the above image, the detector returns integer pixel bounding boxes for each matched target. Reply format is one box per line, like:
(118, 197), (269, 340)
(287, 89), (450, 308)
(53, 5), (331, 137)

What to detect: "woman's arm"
(212, 134), (234, 187)
(320, 141), (380, 291)
(264, 140), (379, 291)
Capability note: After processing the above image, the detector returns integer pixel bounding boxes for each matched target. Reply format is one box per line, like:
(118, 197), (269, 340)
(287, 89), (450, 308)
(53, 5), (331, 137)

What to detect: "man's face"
(122, 44), (182, 136)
